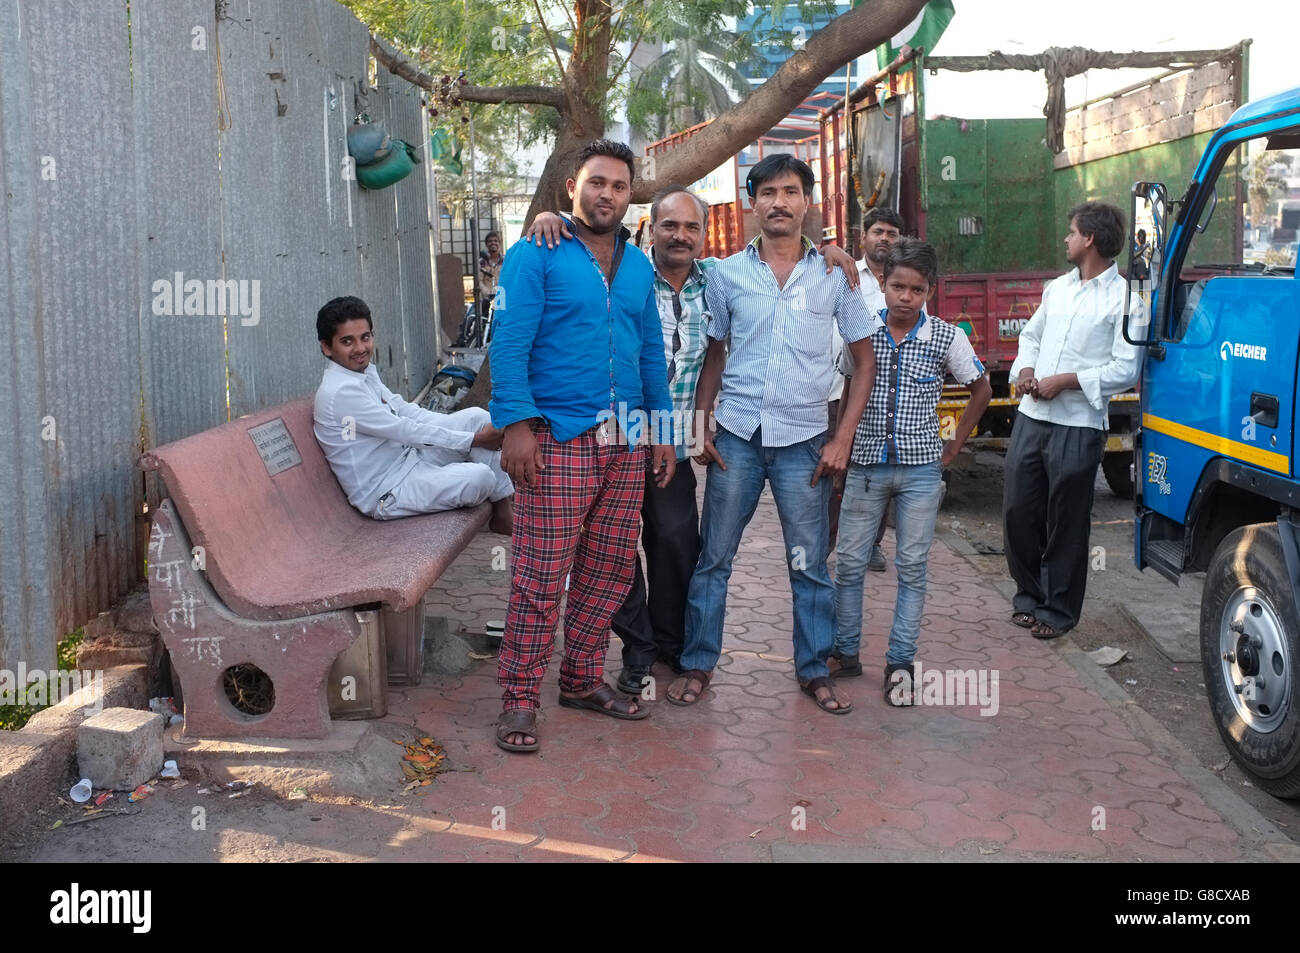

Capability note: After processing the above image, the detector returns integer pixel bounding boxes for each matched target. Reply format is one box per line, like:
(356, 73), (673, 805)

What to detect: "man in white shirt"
(1004, 202), (1140, 638)
(312, 296), (513, 532)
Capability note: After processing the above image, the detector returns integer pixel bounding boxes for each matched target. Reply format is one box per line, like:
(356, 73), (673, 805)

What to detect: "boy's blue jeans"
(681, 426), (833, 682)
(834, 460), (944, 666)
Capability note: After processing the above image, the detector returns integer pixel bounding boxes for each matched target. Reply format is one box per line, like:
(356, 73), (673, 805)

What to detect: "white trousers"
(375, 407), (513, 520)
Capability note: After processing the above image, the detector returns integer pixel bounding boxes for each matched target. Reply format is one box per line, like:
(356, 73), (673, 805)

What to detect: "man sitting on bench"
(313, 295), (513, 533)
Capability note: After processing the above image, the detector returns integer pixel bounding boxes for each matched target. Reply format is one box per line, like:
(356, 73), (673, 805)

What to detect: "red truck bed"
(930, 271), (1058, 377)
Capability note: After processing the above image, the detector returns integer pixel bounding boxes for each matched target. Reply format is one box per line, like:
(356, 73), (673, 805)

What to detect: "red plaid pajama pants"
(498, 421), (648, 710)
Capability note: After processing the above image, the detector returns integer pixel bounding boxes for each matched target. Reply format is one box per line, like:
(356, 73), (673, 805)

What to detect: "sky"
(914, 0), (1295, 119)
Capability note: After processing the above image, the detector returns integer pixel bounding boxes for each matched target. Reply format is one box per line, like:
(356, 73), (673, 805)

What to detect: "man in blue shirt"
(667, 154), (878, 716)
(489, 140), (675, 753)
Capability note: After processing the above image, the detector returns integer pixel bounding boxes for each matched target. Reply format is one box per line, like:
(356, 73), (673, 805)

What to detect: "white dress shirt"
(1009, 263), (1143, 431)
(314, 361), (473, 514)
(829, 261), (887, 402)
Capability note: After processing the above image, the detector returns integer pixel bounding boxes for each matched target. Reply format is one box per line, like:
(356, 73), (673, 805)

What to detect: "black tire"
(1200, 524), (1300, 798)
(1101, 451), (1133, 498)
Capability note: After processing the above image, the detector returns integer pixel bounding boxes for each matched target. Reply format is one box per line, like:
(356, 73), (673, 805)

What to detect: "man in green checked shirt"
(527, 189), (858, 696)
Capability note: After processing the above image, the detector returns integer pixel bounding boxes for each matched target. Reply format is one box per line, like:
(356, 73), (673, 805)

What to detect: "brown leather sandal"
(1010, 612), (1036, 628)
(558, 683), (650, 720)
(1031, 620), (1064, 640)
(495, 708), (539, 753)
(666, 669), (712, 706)
(800, 676), (853, 715)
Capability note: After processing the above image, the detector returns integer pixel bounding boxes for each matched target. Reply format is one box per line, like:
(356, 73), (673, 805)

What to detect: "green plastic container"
(356, 138), (420, 190)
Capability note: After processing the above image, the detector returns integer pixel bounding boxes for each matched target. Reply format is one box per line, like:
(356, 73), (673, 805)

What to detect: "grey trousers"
(1002, 412), (1104, 631)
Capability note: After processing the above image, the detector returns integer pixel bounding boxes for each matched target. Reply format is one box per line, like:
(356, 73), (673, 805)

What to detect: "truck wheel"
(1101, 451), (1133, 498)
(1200, 523), (1300, 797)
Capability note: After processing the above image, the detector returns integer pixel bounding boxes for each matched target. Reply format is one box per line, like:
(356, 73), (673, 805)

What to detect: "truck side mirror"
(1124, 181), (1168, 350)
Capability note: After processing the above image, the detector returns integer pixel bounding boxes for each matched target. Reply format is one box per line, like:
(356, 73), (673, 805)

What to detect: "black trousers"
(1002, 412), (1104, 631)
(611, 461), (700, 668)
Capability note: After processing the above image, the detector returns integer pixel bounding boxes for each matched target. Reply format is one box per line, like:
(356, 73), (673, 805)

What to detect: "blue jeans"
(681, 427), (833, 681)
(834, 460), (944, 666)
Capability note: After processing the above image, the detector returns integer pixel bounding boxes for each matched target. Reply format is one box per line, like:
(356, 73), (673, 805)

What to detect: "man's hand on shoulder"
(820, 244), (861, 290)
(522, 212), (574, 249)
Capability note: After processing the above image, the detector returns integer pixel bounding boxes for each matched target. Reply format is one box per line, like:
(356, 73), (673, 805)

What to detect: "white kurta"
(313, 361), (512, 519)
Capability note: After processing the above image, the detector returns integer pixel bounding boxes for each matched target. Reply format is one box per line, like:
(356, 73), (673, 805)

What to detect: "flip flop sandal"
(1010, 612), (1036, 629)
(1031, 621), (1064, 640)
(558, 683), (650, 720)
(800, 676), (853, 715)
(666, 669), (712, 707)
(495, 708), (539, 753)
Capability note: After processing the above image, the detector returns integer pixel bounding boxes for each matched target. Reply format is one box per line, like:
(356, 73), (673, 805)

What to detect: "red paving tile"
(389, 484), (1266, 861)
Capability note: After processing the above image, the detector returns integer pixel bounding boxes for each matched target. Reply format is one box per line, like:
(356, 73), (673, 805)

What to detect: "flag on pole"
(875, 0), (955, 69)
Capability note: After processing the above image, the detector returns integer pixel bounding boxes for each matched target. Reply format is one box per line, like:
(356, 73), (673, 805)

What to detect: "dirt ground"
(939, 448), (1300, 842)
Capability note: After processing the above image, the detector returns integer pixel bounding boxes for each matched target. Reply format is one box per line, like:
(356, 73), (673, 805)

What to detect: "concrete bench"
(139, 397), (488, 739)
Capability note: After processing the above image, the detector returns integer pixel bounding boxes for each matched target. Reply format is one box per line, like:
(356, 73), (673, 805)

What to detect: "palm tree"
(628, 18), (752, 139)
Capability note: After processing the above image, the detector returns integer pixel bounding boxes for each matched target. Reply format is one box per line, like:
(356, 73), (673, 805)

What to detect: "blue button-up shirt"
(705, 237), (872, 447)
(489, 219), (673, 443)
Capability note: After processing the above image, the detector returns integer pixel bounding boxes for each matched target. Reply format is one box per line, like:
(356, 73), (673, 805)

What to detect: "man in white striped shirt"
(1004, 202), (1142, 639)
(666, 154), (877, 716)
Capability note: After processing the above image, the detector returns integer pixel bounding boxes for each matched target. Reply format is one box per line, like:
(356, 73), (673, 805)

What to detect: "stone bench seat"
(139, 396), (488, 738)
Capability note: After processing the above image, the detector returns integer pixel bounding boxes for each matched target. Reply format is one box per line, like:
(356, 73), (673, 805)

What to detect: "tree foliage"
(345, 0), (850, 169)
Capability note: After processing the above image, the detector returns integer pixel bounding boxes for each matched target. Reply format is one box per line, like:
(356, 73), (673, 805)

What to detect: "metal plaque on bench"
(248, 418), (302, 476)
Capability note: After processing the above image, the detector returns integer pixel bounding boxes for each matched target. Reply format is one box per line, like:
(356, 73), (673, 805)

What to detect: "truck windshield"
(1180, 142), (1299, 276)
(1229, 142), (1298, 272)
(1165, 139), (1298, 340)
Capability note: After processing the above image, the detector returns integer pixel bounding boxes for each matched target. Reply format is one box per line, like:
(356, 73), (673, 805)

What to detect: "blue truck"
(1130, 85), (1300, 796)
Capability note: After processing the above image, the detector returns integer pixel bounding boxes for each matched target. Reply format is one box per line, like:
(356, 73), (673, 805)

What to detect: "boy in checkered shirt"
(832, 239), (992, 705)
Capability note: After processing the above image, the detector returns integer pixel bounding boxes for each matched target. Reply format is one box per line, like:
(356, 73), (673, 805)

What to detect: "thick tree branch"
(635, 0), (929, 201)
(369, 35), (567, 109)
(458, 84), (566, 107)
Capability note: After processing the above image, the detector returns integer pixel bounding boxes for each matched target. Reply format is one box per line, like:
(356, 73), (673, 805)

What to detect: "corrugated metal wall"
(0, 0), (440, 670)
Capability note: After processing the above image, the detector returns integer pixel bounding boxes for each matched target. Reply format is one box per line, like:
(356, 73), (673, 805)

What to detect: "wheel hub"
(1220, 588), (1292, 733)
(1234, 635), (1260, 676)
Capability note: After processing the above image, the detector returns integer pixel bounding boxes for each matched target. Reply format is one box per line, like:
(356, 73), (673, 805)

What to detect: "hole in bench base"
(222, 663), (276, 716)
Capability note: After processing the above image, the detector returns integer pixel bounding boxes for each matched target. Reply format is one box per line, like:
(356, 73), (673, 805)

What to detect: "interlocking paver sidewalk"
(385, 470), (1277, 862)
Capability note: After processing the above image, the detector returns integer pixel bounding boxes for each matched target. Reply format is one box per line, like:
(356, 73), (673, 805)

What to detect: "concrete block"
(112, 588), (159, 635)
(24, 664), (148, 737)
(77, 708), (165, 790)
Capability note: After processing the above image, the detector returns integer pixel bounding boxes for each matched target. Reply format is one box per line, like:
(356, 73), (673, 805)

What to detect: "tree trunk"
(458, 0), (614, 412)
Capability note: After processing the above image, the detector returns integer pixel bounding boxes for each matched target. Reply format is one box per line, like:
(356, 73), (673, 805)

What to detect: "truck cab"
(1133, 86), (1300, 795)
